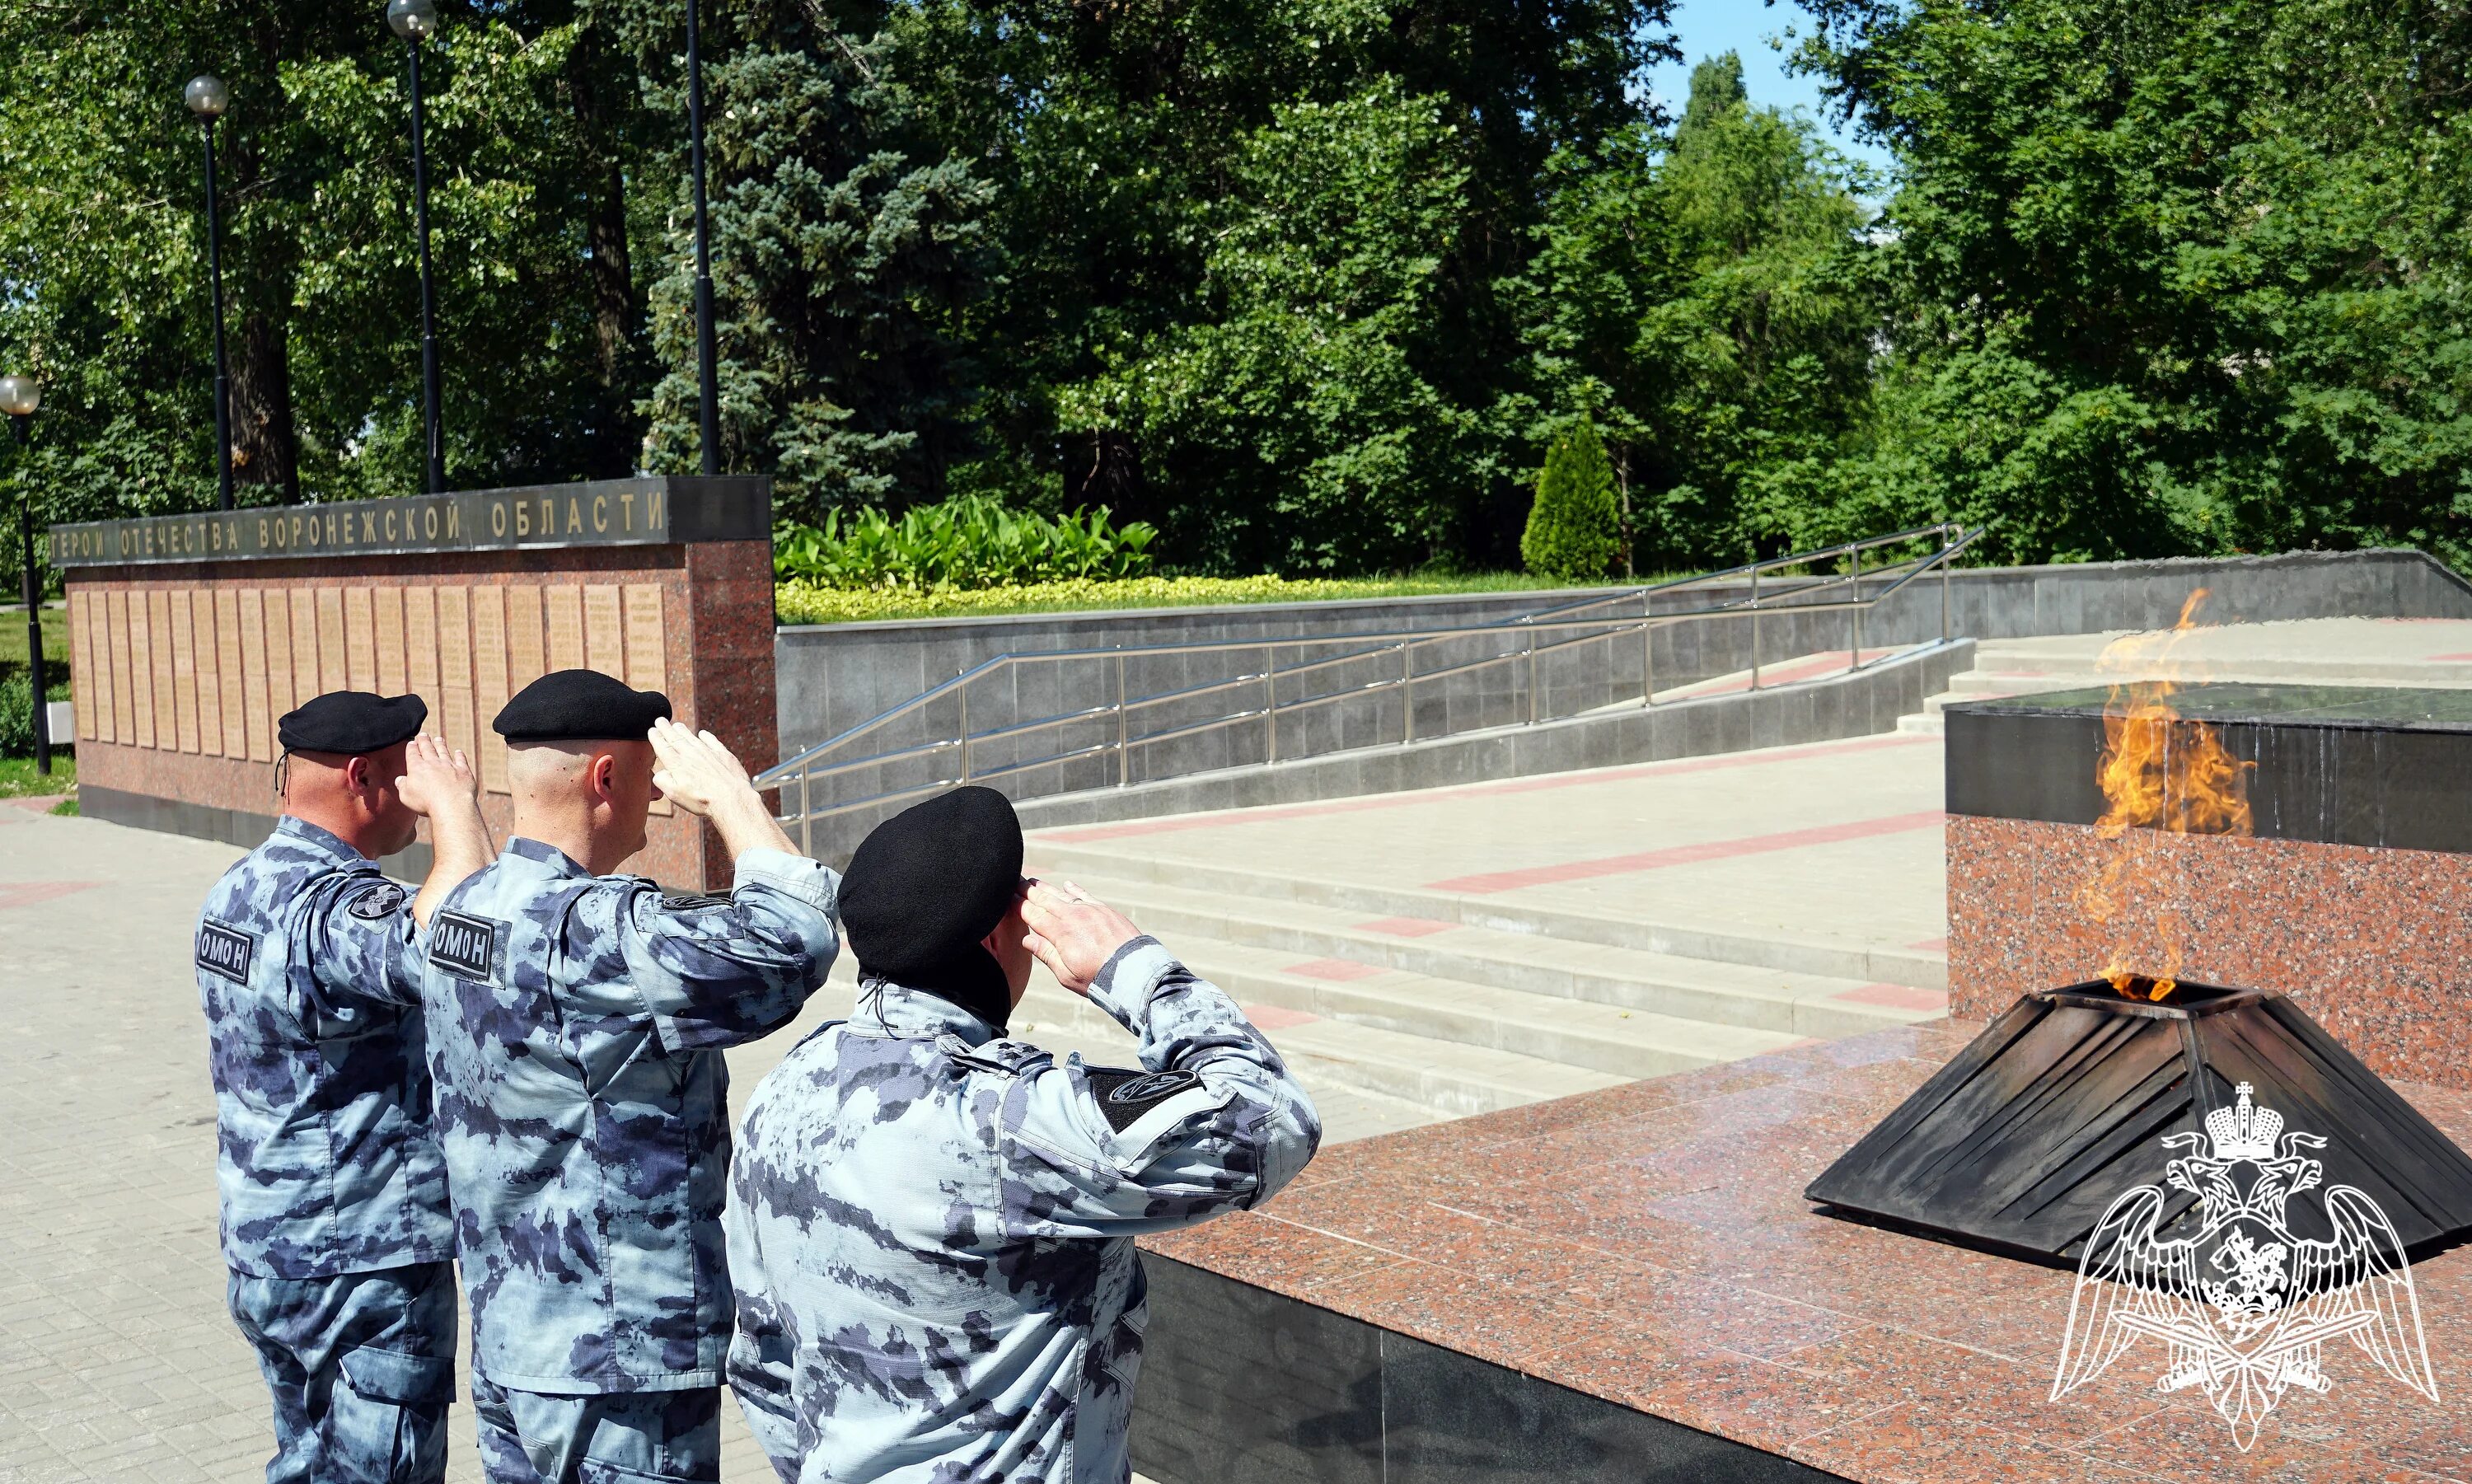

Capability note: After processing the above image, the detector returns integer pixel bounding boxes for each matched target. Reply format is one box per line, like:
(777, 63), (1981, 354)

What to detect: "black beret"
(494, 668), (672, 742)
(841, 786), (1024, 1025)
(279, 691), (427, 756)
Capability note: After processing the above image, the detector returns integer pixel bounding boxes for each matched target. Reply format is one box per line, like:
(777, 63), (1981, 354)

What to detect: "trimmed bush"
(775, 495), (1157, 591)
(1521, 421), (1623, 583)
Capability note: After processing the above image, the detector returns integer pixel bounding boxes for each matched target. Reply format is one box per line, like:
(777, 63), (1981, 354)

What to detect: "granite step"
(1009, 985), (1625, 1117)
(1115, 933), (1805, 1082)
(1042, 870), (1937, 1041)
(1024, 840), (1946, 991)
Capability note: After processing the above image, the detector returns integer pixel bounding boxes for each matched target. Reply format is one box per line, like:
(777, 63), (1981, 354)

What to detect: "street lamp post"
(686, 0), (719, 475)
(1, 374), (49, 776)
(185, 74), (235, 512)
(387, 0), (445, 494)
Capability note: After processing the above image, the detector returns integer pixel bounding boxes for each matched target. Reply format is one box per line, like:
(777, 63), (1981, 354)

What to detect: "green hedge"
(775, 496), (1157, 590)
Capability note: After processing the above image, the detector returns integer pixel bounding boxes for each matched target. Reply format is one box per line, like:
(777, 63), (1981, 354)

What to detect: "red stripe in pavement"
(1906, 936), (1949, 953)
(2426, 653), (2472, 662)
(1423, 810), (1945, 894)
(1243, 1004), (1322, 1030)
(1355, 916), (1455, 939)
(0, 881), (101, 911)
(1662, 648), (1902, 699)
(1832, 982), (1950, 1013)
(1281, 957), (1388, 982)
(1037, 733), (1935, 845)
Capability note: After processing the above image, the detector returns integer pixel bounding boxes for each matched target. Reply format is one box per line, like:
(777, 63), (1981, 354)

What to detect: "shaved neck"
(508, 738), (654, 875)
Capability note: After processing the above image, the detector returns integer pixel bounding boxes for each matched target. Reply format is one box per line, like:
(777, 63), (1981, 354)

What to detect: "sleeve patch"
(1084, 1067), (1204, 1133)
(196, 920), (257, 985)
(346, 882), (409, 921)
(427, 911), (504, 982)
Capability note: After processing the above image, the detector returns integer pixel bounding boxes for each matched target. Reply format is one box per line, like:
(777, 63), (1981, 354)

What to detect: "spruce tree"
(1522, 421), (1623, 583)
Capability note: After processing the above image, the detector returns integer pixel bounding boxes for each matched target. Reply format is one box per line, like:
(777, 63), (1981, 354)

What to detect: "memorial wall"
(48, 475), (774, 888)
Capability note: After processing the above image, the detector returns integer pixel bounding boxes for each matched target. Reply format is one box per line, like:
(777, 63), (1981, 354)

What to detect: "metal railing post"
(1749, 564), (1763, 691)
(1401, 642), (1414, 744)
(1264, 645), (1277, 763)
(1526, 618), (1539, 725)
(1941, 524), (1953, 642)
(798, 768), (812, 859)
(1641, 591), (1654, 707)
(1116, 649), (1129, 787)
(1851, 543), (1864, 672)
(958, 677), (971, 782)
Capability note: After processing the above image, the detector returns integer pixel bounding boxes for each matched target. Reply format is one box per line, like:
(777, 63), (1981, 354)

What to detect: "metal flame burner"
(1807, 979), (2472, 1268)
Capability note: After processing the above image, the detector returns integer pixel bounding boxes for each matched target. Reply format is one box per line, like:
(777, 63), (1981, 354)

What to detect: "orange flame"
(2076, 591), (2255, 1000)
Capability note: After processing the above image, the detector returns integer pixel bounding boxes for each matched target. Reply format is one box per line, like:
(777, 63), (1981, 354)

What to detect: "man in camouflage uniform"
(194, 692), (495, 1484)
(417, 670), (840, 1483)
(724, 785), (1322, 1483)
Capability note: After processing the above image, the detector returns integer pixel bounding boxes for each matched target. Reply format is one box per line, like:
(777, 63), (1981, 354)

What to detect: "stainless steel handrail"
(759, 522), (1985, 850)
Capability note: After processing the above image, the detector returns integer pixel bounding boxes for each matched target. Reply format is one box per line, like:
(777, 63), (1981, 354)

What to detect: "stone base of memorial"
(1945, 683), (2472, 1092)
(48, 477), (774, 887)
(1129, 1029), (2472, 1482)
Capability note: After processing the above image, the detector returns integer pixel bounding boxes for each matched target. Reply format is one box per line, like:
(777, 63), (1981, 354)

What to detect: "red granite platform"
(1143, 1021), (2472, 1482)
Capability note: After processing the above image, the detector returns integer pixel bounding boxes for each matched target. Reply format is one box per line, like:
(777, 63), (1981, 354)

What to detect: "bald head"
(282, 742), (417, 859)
(507, 737), (660, 874)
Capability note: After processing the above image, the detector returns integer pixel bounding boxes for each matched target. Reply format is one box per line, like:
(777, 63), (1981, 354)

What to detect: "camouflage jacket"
(724, 938), (1322, 1483)
(419, 837), (840, 1394)
(194, 816), (453, 1280)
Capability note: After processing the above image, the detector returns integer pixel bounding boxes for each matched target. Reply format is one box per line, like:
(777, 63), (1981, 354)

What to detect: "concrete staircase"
(1013, 840), (1946, 1133)
(1897, 623), (2472, 734)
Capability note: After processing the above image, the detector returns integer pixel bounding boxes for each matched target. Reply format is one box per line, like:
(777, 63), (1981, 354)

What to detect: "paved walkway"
(0, 724), (1959, 1481)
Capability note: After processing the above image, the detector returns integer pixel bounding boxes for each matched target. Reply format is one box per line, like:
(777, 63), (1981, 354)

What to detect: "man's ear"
(344, 754), (372, 798)
(590, 751), (619, 802)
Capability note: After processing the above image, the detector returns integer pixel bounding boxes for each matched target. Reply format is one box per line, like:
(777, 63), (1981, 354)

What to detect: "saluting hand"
(395, 733), (478, 819)
(1021, 880), (1143, 998)
(649, 718), (798, 859)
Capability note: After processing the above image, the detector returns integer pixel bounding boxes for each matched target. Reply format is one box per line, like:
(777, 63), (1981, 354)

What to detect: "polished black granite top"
(1953, 681), (2472, 731)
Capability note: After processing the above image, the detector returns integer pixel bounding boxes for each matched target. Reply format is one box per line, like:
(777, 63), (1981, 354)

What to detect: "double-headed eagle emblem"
(2051, 1084), (2439, 1449)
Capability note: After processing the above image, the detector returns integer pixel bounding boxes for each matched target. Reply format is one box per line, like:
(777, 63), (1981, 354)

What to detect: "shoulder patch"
(1083, 1066), (1204, 1133)
(428, 911), (504, 982)
(346, 882), (409, 921)
(196, 920), (257, 985)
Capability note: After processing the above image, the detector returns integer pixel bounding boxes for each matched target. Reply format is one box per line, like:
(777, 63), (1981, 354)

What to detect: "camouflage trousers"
(469, 1376), (722, 1483)
(226, 1261), (457, 1484)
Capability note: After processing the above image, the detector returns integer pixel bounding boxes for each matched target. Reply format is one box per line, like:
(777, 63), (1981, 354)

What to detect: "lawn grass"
(775, 569), (1702, 625)
(0, 752), (74, 799)
(0, 602), (70, 677)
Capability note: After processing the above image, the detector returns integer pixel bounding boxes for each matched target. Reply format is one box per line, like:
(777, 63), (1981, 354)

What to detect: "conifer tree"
(1521, 420), (1622, 582)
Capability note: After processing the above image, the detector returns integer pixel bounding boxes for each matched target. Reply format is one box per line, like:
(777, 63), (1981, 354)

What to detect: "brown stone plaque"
(472, 586), (510, 793)
(240, 591), (272, 762)
(68, 592), (96, 742)
(403, 587), (438, 729)
(506, 585), (545, 694)
(150, 590), (177, 749)
(217, 589), (248, 757)
(104, 592), (130, 743)
(375, 587), (406, 697)
(438, 587), (475, 762)
(85, 592), (115, 743)
(345, 586), (377, 693)
(168, 589), (200, 754)
(543, 584), (583, 674)
(265, 591), (296, 734)
(583, 585), (623, 677)
(316, 588), (348, 695)
(289, 588), (320, 713)
(188, 588), (220, 751)
(128, 591), (156, 747)
(405, 588), (438, 692)
(621, 585), (666, 693)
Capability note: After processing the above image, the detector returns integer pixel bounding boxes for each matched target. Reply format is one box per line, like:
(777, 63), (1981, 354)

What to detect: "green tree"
(1800, 0), (2472, 566)
(1523, 419), (1622, 581)
(638, 1), (993, 523)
